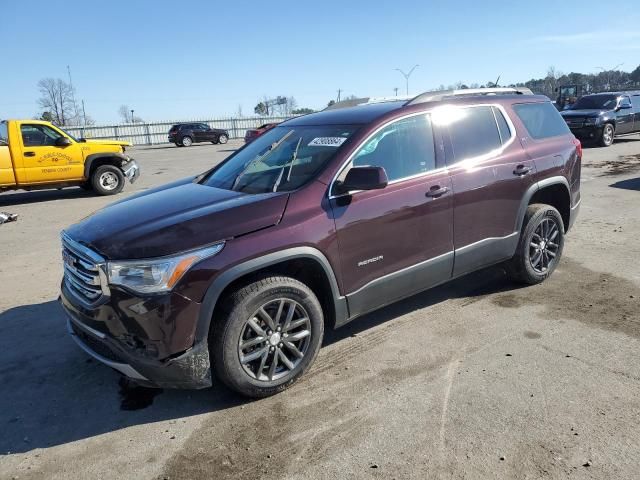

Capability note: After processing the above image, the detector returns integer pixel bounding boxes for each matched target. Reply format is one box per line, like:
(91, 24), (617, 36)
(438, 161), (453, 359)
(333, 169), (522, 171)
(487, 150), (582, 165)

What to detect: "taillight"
(572, 137), (582, 158)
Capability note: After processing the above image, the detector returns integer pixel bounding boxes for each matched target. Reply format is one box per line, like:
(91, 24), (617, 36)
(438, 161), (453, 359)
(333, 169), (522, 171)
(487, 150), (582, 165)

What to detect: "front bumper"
(568, 125), (603, 141)
(60, 287), (212, 389)
(122, 159), (140, 184)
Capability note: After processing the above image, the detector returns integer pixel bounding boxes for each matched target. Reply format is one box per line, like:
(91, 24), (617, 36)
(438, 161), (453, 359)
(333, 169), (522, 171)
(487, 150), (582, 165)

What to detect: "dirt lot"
(1, 136), (639, 480)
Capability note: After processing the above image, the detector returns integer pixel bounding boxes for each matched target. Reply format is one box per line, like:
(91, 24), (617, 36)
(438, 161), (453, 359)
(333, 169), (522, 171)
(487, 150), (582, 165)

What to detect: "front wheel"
(505, 204), (565, 285)
(181, 136), (193, 147)
(217, 134), (228, 145)
(599, 123), (615, 147)
(211, 276), (324, 398)
(91, 165), (125, 196)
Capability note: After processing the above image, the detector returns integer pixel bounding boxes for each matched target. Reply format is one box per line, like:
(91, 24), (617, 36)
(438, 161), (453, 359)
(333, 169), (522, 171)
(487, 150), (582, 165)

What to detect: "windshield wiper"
(272, 137), (302, 192)
(231, 130), (294, 191)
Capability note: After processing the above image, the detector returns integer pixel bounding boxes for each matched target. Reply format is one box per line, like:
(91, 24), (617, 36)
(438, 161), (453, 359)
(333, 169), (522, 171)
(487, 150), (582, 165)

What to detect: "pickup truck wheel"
(217, 134), (228, 145)
(599, 123), (615, 147)
(181, 136), (193, 147)
(505, 204), (564, 285)
(91, 165), (125, 195)
(211, 276), (324, 398)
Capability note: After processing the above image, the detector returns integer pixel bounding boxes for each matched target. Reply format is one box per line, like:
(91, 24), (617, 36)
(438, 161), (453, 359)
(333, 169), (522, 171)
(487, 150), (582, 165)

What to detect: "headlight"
(106, 243), (224, 294)
(584, 117), (600, 125)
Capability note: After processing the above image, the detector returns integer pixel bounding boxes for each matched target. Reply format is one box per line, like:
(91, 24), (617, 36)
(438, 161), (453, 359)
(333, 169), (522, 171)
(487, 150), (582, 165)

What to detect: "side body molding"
(195, 247), (348, 342)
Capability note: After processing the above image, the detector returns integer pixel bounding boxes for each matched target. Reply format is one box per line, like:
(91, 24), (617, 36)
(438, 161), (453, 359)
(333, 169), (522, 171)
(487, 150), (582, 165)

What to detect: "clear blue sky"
(1, 0), (639, 124)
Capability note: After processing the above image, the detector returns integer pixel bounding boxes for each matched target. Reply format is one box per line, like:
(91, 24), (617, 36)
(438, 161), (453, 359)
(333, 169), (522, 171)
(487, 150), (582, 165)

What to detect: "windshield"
(201, 125), (359, 193)
(571, 95), (618, 110)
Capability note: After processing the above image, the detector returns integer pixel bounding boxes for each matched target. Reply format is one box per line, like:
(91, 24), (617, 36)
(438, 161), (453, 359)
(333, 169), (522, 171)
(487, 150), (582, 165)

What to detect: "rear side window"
(513, 102), (570, 140)
(448, 106), (501, 162)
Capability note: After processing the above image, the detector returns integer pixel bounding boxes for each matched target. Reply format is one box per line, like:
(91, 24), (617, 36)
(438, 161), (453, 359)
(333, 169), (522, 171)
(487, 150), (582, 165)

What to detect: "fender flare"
(194, 246), (348, 343)
(84, 152), (130, 179)
(515, 176), (570, 232)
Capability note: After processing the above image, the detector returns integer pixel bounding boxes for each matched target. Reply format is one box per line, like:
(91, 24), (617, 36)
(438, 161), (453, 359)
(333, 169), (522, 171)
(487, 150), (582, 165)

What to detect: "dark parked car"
(168, 123), (229, 147)
(561, 91), (640, 146)
(60, 88), (581, 397)
(244, 122), (279, 144)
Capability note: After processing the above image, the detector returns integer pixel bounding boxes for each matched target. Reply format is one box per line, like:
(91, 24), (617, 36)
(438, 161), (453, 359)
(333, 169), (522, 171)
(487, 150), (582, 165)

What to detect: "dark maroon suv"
(60, 88), (581, 397)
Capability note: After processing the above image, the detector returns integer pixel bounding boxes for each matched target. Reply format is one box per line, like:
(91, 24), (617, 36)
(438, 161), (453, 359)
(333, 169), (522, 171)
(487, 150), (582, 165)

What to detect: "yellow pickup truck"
(0, 119), (139, 195)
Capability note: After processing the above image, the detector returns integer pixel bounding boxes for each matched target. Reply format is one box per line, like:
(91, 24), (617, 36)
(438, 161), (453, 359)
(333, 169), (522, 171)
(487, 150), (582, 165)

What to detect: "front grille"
(565, 118), (585, 128)
(62, 234), (105, 304)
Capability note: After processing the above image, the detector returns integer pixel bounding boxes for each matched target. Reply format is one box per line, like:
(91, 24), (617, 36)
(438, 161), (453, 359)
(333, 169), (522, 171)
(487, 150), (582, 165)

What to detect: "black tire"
(505, 204), (565, 285)
(181, 135), (193, 147)
(175, 142), (184, 147)
(599, 123), (615, 147)
(211, 275), (324, 398)
(91, 165), (125, 196)
(218, 134), (228, 145)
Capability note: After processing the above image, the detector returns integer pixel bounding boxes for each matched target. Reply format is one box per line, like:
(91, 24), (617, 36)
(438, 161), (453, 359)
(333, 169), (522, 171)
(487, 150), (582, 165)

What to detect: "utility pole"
(81, 100), (87, 127)
(336, 89), (342, 103)
(595, 63), (624, 91)
(393, 87), (399, 97)
(67, 65), (80, 125)
(395, 65), (419, 95)
(131, 109), (134, 123)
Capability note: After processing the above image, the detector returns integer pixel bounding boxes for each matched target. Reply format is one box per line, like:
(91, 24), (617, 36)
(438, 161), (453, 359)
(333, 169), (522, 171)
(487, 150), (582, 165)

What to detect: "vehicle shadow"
(0, 188), (94, 207)
(0, 300), (244, 455)
(610, 177), (640, 191)
(0, 266), (519, 454)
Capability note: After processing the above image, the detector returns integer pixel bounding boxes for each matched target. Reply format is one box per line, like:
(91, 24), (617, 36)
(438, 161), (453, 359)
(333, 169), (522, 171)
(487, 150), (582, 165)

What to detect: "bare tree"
(118, 105), (131, 123)
(37, 78), (76, 126)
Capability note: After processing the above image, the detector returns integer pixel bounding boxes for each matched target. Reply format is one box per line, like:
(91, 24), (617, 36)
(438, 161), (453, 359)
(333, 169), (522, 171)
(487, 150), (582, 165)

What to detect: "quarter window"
(448, 106), (501, 162)
(20, 124), (64, 147)
(513, 102), (571, 140)
(346, 114), (436, 183)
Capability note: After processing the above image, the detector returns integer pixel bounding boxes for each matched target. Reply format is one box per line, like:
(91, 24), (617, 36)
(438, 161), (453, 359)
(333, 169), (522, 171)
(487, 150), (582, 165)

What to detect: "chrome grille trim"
(61, 233), (108, 305)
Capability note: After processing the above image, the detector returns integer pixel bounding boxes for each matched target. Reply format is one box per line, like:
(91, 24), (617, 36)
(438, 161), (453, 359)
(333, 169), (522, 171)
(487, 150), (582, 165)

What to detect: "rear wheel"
(91, 165), (125, 196)
(181, 136), (193, 147)
(599, 123), (614, 147)
(505, 204), (564, 285)
(211, 276), (324, 398)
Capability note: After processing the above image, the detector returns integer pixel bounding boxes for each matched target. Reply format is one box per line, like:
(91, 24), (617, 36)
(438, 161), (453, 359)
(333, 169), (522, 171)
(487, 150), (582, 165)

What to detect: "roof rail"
(405, 87), (534, 106)
(323, 96), (410, 111)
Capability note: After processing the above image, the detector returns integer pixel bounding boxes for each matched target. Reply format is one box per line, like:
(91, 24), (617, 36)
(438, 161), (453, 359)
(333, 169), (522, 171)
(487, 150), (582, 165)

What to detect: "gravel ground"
(0, 136), (639, 480)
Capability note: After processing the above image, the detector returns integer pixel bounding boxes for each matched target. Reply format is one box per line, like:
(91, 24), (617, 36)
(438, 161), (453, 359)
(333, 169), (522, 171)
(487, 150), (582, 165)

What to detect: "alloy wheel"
(238, 298), (312, 382)
(529, 217), (560, 273)
(603, 125), (614, 145)
(99, 171), (119, 191)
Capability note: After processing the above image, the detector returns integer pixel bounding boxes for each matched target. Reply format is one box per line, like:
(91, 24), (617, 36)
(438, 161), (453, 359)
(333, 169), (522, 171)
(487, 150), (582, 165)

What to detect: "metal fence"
(62, 116), (294, 146)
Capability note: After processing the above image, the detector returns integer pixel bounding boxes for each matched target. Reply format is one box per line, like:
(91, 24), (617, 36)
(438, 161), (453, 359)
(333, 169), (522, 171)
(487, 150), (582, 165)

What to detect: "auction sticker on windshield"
(308, 137), (347, 147)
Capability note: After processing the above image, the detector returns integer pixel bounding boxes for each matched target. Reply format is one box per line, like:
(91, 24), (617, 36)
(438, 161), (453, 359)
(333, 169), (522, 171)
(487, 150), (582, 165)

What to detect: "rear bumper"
(568, 199), (580, 231)
(60, 290), (212, 389)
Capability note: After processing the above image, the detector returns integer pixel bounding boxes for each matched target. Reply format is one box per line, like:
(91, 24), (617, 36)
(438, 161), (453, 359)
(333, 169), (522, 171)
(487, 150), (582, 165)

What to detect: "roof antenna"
(494, 75), (501, 88)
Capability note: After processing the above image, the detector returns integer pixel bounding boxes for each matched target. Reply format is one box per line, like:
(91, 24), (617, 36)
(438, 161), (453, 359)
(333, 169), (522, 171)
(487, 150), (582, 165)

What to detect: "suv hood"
(82, 139), (132, 147)
(561, 109), (610, 118)
(65, 177), (289, 259)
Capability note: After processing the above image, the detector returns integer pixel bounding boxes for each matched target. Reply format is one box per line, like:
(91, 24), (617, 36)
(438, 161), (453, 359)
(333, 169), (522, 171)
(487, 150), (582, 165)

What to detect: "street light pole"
(130, 109), (134, 123)
(395, 65), (420, 95)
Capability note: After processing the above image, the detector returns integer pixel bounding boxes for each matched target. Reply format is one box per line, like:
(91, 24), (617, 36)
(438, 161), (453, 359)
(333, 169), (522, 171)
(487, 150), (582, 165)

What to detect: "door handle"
(24, 151), (36, 157)
(426, 185), (449, 198)
(513, 165), (531, 176)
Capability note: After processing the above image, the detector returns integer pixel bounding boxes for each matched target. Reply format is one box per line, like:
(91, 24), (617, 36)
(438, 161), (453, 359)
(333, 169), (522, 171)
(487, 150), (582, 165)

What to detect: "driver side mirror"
(335, 166), (388, 195)
(55, 137), (72, 147)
